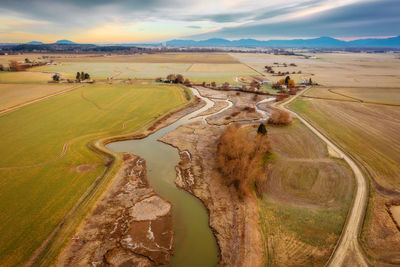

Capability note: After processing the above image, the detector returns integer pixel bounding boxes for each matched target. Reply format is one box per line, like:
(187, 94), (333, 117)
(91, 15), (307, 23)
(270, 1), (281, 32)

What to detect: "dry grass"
(0, 83), (76, 111)
(290, 98), (400, 189)
(187, 63), (254, 73)
(304, 86), (400, 105)
(57, 53), (239, 64)
(333, 87), (400, 104)
(257, 120), (354, 266)
(0, 71), (51, 83)
(290, 98), (400, 264)
(231, 52), (400, 87)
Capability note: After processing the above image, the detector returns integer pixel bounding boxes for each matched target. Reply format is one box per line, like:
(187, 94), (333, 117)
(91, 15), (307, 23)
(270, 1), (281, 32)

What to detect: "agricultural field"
(232, 52), (400, 87)
(58, 52), (240, 63)
(0, 83), (79, 113)
(304, 86), (400, 105)
(24, 53), (259, 84)
(290, 96), (400, 264)
(0, 84), (190, 267)
(256, 120), (354, 266)
(0, 71), (52, 83)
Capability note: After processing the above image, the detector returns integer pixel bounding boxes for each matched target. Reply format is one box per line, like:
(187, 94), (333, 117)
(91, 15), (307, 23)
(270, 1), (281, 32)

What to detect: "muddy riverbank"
(57, 154), (173, 266)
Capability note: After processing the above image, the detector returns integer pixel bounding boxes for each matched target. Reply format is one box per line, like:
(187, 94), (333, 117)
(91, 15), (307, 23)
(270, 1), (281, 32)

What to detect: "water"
(106, 89), (219, 267)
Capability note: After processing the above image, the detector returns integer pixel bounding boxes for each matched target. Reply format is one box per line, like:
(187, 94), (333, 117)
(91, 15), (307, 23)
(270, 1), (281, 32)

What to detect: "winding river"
(106, 88), (220, 267)
(106, 87), (273, 266)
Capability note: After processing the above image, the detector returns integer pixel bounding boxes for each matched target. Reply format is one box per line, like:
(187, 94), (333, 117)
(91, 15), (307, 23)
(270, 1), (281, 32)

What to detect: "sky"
(0, 0), (399, 43)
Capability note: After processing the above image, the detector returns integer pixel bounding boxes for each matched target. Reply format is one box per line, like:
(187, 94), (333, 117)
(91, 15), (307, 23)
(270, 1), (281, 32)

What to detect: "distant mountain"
(55, 39), (76, 44)
(166, 36), (400, 48)
(27, 41), (43, 45)
(347, 36), (400, 48)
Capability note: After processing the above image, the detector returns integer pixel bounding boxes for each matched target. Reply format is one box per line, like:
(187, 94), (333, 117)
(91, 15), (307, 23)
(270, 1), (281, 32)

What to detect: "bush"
(268, 109), (293, 125)
(217, 124), (270, 198)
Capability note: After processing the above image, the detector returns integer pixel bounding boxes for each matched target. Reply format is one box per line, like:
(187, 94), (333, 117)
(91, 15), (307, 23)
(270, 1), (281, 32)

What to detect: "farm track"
(0, 84), (85, 117)
(281, 87), (369, 267)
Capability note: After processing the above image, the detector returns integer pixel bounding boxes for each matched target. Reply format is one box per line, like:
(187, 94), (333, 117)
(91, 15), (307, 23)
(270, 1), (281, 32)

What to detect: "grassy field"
(0, 84), (190, 267)
(290, 97), (400, 263)
(0, 83), (78, 112)
(0, 71), (52, 83)
(31, 61), (257, 84)
(256, 120), (354, 266)
(57, 52), (240, 63)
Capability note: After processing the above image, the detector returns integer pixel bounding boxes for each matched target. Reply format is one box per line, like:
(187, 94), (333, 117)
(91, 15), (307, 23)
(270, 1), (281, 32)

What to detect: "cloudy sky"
(0, 0), (399, 43)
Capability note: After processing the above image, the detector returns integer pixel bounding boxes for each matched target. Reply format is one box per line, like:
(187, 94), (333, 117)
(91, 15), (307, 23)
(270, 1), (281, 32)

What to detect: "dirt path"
(280, 87), (369, 267)
(0, 84), (85, 117)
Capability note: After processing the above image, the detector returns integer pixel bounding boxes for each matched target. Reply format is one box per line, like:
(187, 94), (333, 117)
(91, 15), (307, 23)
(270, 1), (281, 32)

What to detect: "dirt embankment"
(56, 153), (173, 266)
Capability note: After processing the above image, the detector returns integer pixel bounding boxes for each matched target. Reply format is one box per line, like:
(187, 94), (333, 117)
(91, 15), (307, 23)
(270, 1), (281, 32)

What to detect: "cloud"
(188, 0), (400, 39)
(0, 0), (398, 42)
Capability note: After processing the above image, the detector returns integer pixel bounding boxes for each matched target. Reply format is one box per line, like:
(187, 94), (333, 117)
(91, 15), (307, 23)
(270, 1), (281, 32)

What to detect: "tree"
(285, 76), (290, 85)
(268, 109), (293, 125)
(80, 72), (85, 81)
(217, 124), (270, 198)
(309, 78), (313, 85)
(84, 73), (90, 80)
(166, 74), (176, 83)
(52, 73), (60, 82)
(175, 74), (184, 84)
(222, 82), (230, 89)
(9, 60), (19, 71)
(257, 123), (267, 135)
(202, 81), (206, 87)
(211, 81), (216, 88)
(76, 72), (80, 81)
(0, 64), (3, 71)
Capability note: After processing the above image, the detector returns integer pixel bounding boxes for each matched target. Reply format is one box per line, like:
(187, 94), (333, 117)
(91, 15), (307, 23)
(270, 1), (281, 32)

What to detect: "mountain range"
(166, 36), (400, 48)
(19, 36), (400, 48)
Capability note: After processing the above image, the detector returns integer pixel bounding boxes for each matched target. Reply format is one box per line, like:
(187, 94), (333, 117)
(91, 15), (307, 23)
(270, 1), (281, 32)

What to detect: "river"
(106, 88), (219, 267)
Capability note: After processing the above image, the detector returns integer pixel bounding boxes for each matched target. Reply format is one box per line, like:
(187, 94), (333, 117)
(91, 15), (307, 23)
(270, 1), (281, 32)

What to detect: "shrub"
(268, 109), (293, 125)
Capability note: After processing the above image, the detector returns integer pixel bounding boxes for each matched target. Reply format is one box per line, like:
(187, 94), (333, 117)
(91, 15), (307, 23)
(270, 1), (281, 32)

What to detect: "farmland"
(0, 83), (79, 113)
(31, 62), (257, 84)
(232, 52), (400, 87)
(290, 94), (400, 264)
(257, 120), (354, 266)
(19, 53), (258, 84)
(58, 52), (240, 63)
(0, 71), (51, 83)
(0, 84), (190, 267)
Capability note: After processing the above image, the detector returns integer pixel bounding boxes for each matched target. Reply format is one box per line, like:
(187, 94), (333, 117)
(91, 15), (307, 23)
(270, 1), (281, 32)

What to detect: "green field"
(0, 84), (191, 266)
(31, 62), (257, 84)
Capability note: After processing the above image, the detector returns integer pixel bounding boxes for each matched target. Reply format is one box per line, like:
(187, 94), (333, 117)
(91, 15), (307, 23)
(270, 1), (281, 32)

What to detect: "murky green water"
(106, 89), (218, 267)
